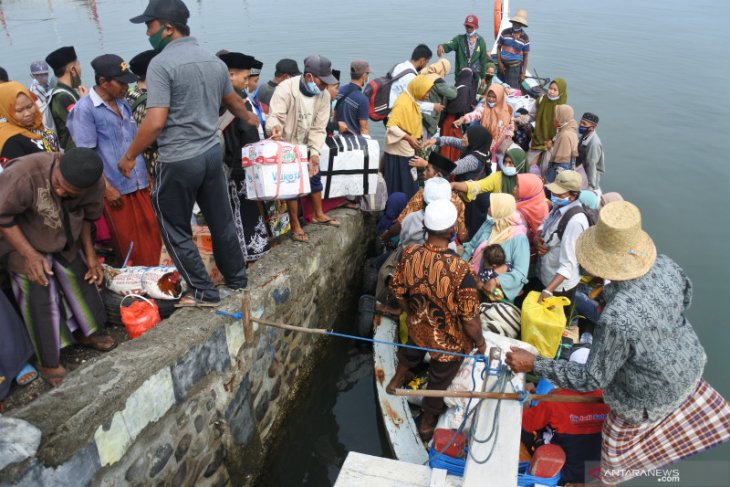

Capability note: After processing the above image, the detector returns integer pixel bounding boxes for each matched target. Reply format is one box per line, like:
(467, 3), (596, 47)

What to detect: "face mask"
(547, 94), (560, 101)
(486, 215), (494, 223)
(467, 30), (477, 37)
(70, 71), (82, 89)
(306, 78), (321, 96)
(551, 195), (571, 207)
(149, 25), (172, 51)
(578, 126), (590, 135)
(502, 167), (517, 176)
(331, 99), (337, 111)
(513, 26), (522, 32)
(485, 74), (493, 85)
(487, 101), (496, 108)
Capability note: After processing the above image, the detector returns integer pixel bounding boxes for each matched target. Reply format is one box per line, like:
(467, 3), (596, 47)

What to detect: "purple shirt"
(67, 88), (148, 195)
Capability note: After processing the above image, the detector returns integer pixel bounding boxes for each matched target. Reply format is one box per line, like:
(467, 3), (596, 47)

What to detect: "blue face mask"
(551, 195), (571, 207)
(578, 126), (590, 135)
(502, 167), (517, 177)
(486, 215), (494, 224)
(487, 101), (496, 108)
(513, 26), (522, 32)
(306, 81), (321, 95)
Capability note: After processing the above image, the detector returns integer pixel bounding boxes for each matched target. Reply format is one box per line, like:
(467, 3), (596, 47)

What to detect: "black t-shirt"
(0, 134), (44, 160)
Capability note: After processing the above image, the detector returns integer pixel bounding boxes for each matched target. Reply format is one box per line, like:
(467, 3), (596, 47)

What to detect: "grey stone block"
(15, 443), (100, 487)
(224, 379), (254, 446)
(203, 447), (223, 478)
(174, 434), (192, 463)
(0, 417), (41, 470)
(170, 327), (231, 402)
(148, 444), (173, 478)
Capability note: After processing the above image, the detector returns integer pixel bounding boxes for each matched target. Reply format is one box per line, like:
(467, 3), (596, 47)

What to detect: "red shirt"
(522, 389), (609, 435)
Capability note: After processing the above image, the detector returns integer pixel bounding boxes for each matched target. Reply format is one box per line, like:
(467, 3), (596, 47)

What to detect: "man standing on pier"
(496, 9), (530, 90)
(120, 0), (259, 307)
(45, 46), (88, 150)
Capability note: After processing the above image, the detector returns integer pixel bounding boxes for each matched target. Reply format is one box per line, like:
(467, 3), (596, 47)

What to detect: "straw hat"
(576, 201), (656, 281)
(511, 9), (528, 27)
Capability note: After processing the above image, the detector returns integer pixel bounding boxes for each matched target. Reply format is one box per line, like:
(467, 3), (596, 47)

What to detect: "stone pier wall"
(0, 208), (372, 487)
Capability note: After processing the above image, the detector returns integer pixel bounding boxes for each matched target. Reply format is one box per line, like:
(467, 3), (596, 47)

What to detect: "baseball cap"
(130, 0), (190, 24)
(545, 170), (583, 194)
(91, 54), (138, 84)
(303, 55), (338, 85)
(424, 199), (458, 232)
(350, 60), (373, 78)
(464, 14), (479, 28)
(275, 58), (301, 76)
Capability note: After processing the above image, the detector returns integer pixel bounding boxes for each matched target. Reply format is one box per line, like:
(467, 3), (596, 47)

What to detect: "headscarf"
(487, 193), (520, 245)
(551, 104), (578, 163)
(464, 125), (491, 164)
(377, 192), (408, 234)
(499, 144), (529, 195)
(0, 81), (43, 155)
(480, 83), (512, 140)
(514, 173), (548, 241)
(422, 59), (451, 79)
(387, 75), (434, 140)
(600, 192), (624, 207)
(532, 77), (568, 150)
(579, 190), (600, 210)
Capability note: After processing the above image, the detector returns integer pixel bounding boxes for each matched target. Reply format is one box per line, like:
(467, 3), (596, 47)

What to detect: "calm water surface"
(2, 0), (729, 485)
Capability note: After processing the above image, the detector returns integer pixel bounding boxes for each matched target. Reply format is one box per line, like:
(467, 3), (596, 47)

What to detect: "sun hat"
(30, 61), (49, 75)
(545, 170), (582, 194)
(423, 177), (452, 204)
(576, 201), (656, 281)
(424, 199), (457, 232)
(464, 14), (479, 29)
(510, 9), (528, 27)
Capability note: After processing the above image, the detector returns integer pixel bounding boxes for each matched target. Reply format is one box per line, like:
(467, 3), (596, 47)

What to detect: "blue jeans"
(546, 162), (574, 183)
(575, 290), (602, 324)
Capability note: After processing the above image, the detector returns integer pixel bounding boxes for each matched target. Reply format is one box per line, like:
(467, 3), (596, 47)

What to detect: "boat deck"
(334, 452), (462, 487)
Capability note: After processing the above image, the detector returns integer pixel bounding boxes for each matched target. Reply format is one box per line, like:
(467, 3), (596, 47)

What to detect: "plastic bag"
(120, 294), (161, 339)
(520, 291), (571, 358)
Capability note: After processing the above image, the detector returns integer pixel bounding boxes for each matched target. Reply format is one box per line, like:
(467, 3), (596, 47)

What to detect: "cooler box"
(319, 135), (380, 199)
(242, 140), (311, 201)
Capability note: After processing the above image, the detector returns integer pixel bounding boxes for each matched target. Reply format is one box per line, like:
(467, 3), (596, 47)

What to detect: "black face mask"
(485, 74), (494, 85)
(70, 68), (82, 89)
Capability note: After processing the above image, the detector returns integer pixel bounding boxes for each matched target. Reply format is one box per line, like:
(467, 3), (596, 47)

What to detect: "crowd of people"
(0, 0), (728, 484)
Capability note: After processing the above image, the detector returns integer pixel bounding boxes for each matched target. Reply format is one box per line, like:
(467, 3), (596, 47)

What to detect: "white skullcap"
(423, 177), (452, 204)
(424, 199), (458, 232)
(569, 347), (590, 365)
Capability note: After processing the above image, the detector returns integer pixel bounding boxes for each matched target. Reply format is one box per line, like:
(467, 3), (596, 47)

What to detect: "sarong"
(227, 177), (270, 262)
(600, 379), (730, 484)
(104, 188), (162, 266)
(11, 253), (106, 368)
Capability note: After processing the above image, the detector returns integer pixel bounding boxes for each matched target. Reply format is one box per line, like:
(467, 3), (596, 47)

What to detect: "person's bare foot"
(386, 364), (410, 394)
(376, 303), (401, 317)
(75, 332), (116, 351)
(39, 365), (66, 388)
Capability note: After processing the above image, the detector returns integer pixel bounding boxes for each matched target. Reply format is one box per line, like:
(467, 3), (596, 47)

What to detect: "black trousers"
(152, 145), (247, 302)
(397, 339), (463, 415)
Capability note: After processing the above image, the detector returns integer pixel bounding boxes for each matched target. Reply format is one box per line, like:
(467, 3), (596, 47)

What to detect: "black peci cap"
(129, 50), (158, 79)
(45, 46), (78, 71)
(59, 148), (104, 189)
(218, 52), (255, 71)
(428, 151), (457, 177)
(130, 0), (190, 24)
(275, 58), (301, 76)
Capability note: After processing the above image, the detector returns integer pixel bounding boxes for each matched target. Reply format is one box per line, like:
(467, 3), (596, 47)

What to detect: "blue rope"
(215, 310), (487, 361)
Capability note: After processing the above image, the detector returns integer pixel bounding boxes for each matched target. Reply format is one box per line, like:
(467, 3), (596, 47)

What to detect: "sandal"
(39, 365), (66, 388)
(15, 363), (38, 386)
(76, 333), (117, 352)
(289, 231), (309, 243)
(174, 293), (221, 308)
(311, 217), (341, 227)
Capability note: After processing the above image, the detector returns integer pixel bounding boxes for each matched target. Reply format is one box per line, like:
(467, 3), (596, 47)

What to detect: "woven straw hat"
(511, 9), (528, 27)
(576, 201), (656, 281)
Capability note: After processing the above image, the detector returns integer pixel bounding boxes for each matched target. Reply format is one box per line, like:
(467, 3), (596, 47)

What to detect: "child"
(512, 107), (532, 152)
(476, 244), (512, 301)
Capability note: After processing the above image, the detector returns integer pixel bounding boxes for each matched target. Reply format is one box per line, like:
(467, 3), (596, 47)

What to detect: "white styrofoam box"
(242, 140), (311, 200)
(319, 135), (380, 199)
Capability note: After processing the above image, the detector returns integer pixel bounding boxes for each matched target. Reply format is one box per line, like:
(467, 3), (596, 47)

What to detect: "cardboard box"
(319, 135), (380, 199)
(192, 225), (212, 253)
(159, 246), (221, 285)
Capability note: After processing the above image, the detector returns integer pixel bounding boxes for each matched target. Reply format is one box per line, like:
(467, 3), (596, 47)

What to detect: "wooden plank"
(334, 452), (461, 487)
(372, 316), (430, 465)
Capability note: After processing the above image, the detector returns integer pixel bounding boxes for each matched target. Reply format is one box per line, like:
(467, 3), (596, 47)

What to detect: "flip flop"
(15, 363), (38, 386)
(39, 366), (66, 388)
(289, 231), (309, 243)
(312, 217), (341, 227)
(174, 293), (221, 308)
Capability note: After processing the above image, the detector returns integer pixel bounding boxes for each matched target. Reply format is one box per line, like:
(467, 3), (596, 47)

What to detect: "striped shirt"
(497, 27), (530, 63)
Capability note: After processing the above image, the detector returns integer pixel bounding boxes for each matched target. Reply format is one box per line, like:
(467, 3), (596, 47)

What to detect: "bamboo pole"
(392, 388), (604, 403)
(250, 316), (331, 336)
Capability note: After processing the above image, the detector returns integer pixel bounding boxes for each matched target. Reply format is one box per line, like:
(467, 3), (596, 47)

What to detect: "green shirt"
(441, 34), (489, 80)
(49, 82), (79, 151)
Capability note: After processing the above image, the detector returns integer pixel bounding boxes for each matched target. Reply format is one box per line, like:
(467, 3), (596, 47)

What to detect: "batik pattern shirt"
(397, 189), (469, 242)
(391, 243), (479, 362)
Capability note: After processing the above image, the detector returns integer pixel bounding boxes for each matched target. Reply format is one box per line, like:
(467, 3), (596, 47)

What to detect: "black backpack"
(554, 205), (597, 241)
(363, 64), (417, 121)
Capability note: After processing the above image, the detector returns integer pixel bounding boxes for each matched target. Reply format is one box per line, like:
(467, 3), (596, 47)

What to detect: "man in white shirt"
(388, 44), (439, 117)
(536, 170), (589, 311)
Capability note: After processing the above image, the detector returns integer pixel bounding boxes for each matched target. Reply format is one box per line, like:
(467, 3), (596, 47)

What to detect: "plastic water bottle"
(580, 332), (593, 344)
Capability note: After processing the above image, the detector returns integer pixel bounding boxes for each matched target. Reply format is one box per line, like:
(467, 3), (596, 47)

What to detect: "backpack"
(363, 64), (417, 121)
(555, 204), (597, 241)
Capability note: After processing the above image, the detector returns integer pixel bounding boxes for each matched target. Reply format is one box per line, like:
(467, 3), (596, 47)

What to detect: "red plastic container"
(432, 428), (467, 458)
(529, 444), (566, 478)
(120, 294), (161, 339)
